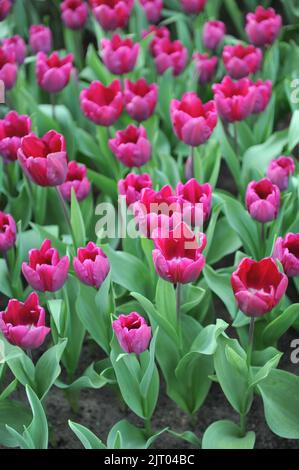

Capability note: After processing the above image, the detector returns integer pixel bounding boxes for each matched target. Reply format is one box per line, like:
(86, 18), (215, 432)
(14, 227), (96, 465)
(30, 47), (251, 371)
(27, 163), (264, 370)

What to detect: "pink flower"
(251, 79), (272, 114)
(0, 46), (17, 90)
(73, 241), (110, 289)
(212, 76), (257, 123)
(203, 20), (226, 50)
(89, 0), (134, 31)
(112, 312), (151, 354)
(59, 161), (91, 202)
(170, 92), (217, 147)
(109, 124), (151, 168)
(176, 178), (212, 225)
(22, 240), (69, 292)
(101, 34), (139, 75)
(142, 25), (170, 55)
(0, 0), (12, 21)
(0, 292), (50, 350)
(140, 0), (163, 24)
(223, 44), (263, 79)
(180, 0), (207, 14)
(118, 172), (152, 207)
(152, 38), (188, 76)
(124, 78), (158, 122)
(193, 52), (218, 85)
(0, 111), (31, 163)
(36, 51), (74, 93)
(245, 178), (280, 223)
(2, 35), (26, 65)
(80, 80), (123, 126)
(153, 222), (206, 284)
(266, 156), (295, 191)
(17, 130), (68, 187)
(231, 257), (288, 317)
(273, 233), (299, 277)
(61, 0), (89, 30)
(0, 211), (16, 251)
(29, 25), (53, 54)
(246, 6), (282, 47)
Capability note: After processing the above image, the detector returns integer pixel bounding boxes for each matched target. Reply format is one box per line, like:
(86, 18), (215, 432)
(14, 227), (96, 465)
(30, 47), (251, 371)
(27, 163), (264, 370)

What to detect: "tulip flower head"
(2, 35), (26, 65)
(193, 53), (218, 86)
(0, 292), (50, 349)
(142, 25), (170, 55)
(152, 38), (188, 76)
(80, 80), (123, 126)
(36, 51), (74, 93)
(0, 0), (12, 21)
(266, 156), (295, 192)
(118, 172), (152, 207)
(109, 124), (151, 168)
(176, 179), (212, 225)
(59, 161), (91, 202)
(61, 0), (89, 29)
(203, 20), (226, 50)
(0, 111), (31, 163)
(245, 178), (280, 223)
(101, 34), (139, 75)
(231, 257), (288, 317)
(124, 78), (158, 122)
(0, 46), (17, 90)
(18, 130), (68, 187)
(181, 0), (207, 15)
(0, 211), (16, 251)
(223, 44), (263, 79)
(246, 6), (282, 47)
(170, 92), (217, 147)
(112, 312), (151, 354)
(140, 0), (163, 24)
(273, 233), (299, 278)
(251, 79), (272, 114)
(29, 25), (53, 54)
(89, 0), (134, 31)
(73, 242), (110, 289)
(22, 239), (70, 292)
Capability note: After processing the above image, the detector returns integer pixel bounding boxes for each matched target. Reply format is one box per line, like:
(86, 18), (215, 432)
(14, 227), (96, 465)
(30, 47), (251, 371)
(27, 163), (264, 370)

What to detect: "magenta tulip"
(0, 46), (17, 90)
(89, 0), (134, 31)
(180, 0), (207, 14)
(109, 124), (151, 168)
(73, 242), (110, 289)
(266, 156), (295, 192)
(118, 172), (152, 207)
(59, 160), (91, 202)
(251, 79), (272, 114)
(273, 233), (299, 278)
(245, 178), (280, 223)
(246, 6), (282, 47)
(113, 312), (151, 354)
(80, 80), (123, 126)
(101, 34), (139, 75)
(36, 51), (74, 93)
(61, 0), (88, 29)
(223, 44), (263, 79)
(176, 179), (212, 225)
(29, 25), (53, 54)
(152, 38), (188, 76)
(193, 53), (218, 86)
(142, 25), (170, 55)
(0, 211), (16, 251)
(0, 0), (12, 21)
(2, 35), (26, 65)
(140, 0), (163, 24)
(203, 20), (226, 50)
(124, 78), (158, 122)
(0, 111), (31, 163)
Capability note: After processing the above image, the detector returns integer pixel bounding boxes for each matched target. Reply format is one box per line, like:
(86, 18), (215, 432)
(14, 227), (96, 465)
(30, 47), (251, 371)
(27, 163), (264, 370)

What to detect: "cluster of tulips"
(0, 0), (299, 451)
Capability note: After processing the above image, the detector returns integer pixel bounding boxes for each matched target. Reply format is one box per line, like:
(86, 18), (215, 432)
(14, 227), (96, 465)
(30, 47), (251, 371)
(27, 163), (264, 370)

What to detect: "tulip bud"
(118, 172), (152, 207)
(112, 312), (151, 354)
(273, 233), (299, 278)
(246, 6), (282, 47)
(109, 124), (151, 168)
(36, 51), (74, 94)
(266, 156), (295, 192)
(0, 292), (50, 350)
(80, 80), (123, 126)
(0, 0), (12, 21)
(101, 34), (139, 75)
(193, 53), (218, 86)
(61, 0), (88, 30)
(59, 161), (91, 202)
(0, 46), (17, 90)
(245, 178), (280, 223)
(124, 78), (158, 122)
(73, 242), (110, 289)
(203, 20), (226, 50)
(18, 130), (68, 187)
(29, 25), (53, 54)
(152, 38), (188, 76)
(223, 44), (263, 80)
(89, 0), (134, 31)
(231, 257), (288, 317)
(22, 240), (69, 292)
(2, 35), (26, 65)
(0, 211), (16, 251)
(0, 111), (31, 163)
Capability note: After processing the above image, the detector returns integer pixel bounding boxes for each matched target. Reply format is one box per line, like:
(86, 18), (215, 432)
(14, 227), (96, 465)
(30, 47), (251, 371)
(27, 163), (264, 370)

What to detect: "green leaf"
(23, 385), (48, 449)
(250, 353), (282, 388)
(202, 420), (255, 449)
(288, 109), (299, 152)
(69, 421), (106, 449)
(262, 304), (299, 346)
(71, 189), (86, 248)
(206, 217), (242, 265)
(34, 339), (67, 399)
(155, 279), (176, 325)
(0, 400), (31, 447)
(0, 259), (13, 297)
(203, 265), (237, 319)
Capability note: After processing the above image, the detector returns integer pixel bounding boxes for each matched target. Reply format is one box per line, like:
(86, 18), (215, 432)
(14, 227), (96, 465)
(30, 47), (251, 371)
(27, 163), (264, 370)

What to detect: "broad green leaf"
(202, 420), (255, 449)
(69, 421), (106, 449)
(262, 304), (299, 346)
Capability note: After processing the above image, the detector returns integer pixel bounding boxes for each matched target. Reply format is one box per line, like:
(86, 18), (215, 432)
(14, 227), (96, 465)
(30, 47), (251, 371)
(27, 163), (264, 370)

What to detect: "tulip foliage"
(0, 0), (299, 451)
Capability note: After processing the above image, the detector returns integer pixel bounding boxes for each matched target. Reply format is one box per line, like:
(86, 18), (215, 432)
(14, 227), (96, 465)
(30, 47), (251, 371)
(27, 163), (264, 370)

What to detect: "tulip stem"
(27, 349), (33, 361)
(247, 317), (255, 368)
(55, 187), (74, 241)
(144, 418), (152, 437)
(176, 282), (181, 324)
(191, 146), (197, 180)
(51, 93), (57, 121)
(239, 413), (246, 437)
(234, 123), (239, 159)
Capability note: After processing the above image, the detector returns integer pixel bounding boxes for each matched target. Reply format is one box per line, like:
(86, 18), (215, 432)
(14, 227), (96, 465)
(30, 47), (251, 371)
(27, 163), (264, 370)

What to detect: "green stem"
(51, 93), (57, 121)
(176, 282), (181, 324)
(234, 123), (239, 159)
(239, 413), (246, 437)
(247, 317), (255, 368)
(144, 418), (152, 437)
(191, 146), (196, 180)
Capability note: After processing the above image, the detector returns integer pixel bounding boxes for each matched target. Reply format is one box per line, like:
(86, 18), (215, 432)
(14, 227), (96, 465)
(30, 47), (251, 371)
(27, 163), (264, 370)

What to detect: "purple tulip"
(223, 44), (263, 80)
(251, 79), (272, 114)
(203, 20), (226, 50)
(245, 178), (280, 223)
(0, 211), (16, 251)
(73, 242), (110, 289)
(29, 25), (53, 54)
(101, 34), (139, 75)
(112, 312), (151, 354)
(2, 35), (26, 65)
(61, 0), (88, 30)
(273, 233), (299, 277)
(193, 53), (218, 86)
(0, 111), (31, 163)
(139, 0), (163, 24)
(109, 124), (151, 168)
(124, 78), (158, 122)
(118, 172), (152, 207)
(59, 161), (91, 202)
(0, 46), (17, 90)
(246, 6), (282, 47)
(36, 51), (73, 93)
(176, 178), (212, 224)
(266, 156), (295, 191)
(80, 80), (123, 126)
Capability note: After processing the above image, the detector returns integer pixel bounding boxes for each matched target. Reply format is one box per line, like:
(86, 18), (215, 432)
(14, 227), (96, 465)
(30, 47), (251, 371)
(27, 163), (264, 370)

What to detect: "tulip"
(101, 34), (139, 75)
(124, 78), (158, 122)
(89, 0), (134, 31)
(17, 130), (68, 187)
(142, 25), (170, 55)
(0, 111), (31, 163)
(193, 53), (218, 86)
(152, 221), (206, 284)
(245, 178), (280, 223)
(22, 239), (69, 292)
(0, 46), (17, 90)
(118, 172), (152, 207)
(59, 161), (91, 202)
(0, 0), (12, 21)
(203, 20), (226, 50)
(2, 35), (26, 65)
(140, 0), (163, 24)
(246, 6), (282, 47)
(113, 312), (151, 354)
(266, 156), (295, 192)
(176, 179), (212, 225)
(223, 44), (263, 80)
(0, 292), (50, 349)
(212, 76), (257, 123)
(61, 0), (88, 29)
(29, 25), (53, 54)
(36, 51), (73, 93)
(180, 0), (207, 14)
(109, 124), (151, 168)
(80, 80), (123, 126)
(73, 241), (110, 289)
(251, 79), (272, 114)
(152, 38), (188, 76)
(170, 92), (217, 147)
(0, 211), (16, 251)
(273, 233), (299, 278)
(231, 257), (288, 317)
